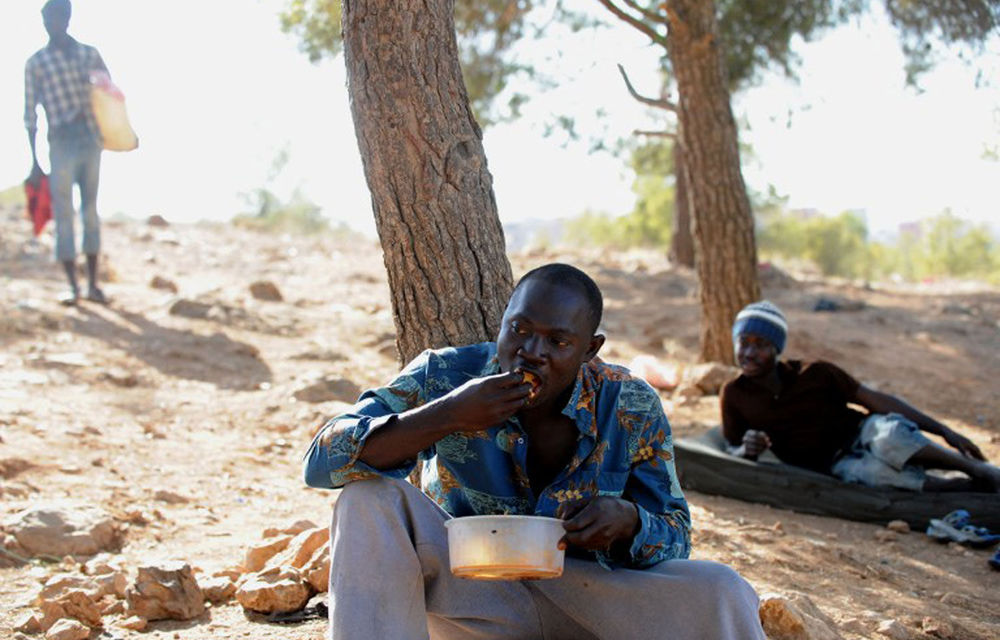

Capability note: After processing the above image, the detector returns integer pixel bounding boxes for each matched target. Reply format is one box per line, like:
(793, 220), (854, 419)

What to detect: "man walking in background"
(25, 0), (109, 305)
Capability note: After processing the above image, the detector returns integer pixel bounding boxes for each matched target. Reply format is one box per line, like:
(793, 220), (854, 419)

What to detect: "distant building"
(790, 208), (819, 220)
(898, 221), (922, 239)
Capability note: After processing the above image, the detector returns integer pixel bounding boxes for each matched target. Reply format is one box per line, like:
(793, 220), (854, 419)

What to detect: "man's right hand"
(27, 162), (43, 186)
(357, 371), (530, 470)
(441, 371), (531, 433)
(739, 429), (771, 460)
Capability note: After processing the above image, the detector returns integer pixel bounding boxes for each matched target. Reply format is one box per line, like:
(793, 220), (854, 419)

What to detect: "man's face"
(497, 279), (602, 408)
(43, 7), (71, 39)
(735, 333), (777, 378)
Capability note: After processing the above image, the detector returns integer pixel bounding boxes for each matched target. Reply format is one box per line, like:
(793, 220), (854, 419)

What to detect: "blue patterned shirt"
(304, 343), (691, 569)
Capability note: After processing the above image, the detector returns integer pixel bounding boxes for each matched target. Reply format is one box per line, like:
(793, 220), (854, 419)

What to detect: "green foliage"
(805, 211), (871, 279)
(279, 0), (593, 127)
(630, 138), (675, 175)
(617, 1), (997, 91)
(279, 0), (343, 62)
(756, 200), (1000, 283)
(233, 187), (332, 235)
(0, 183), (27, 207)
(913, 210), (998, 278)
(564, 138), (675, 249)
(716, 0), (863, 90)
(565, 208), (671, 250)
(883, 0), (1000, 85)
(757, 209), (868, 277)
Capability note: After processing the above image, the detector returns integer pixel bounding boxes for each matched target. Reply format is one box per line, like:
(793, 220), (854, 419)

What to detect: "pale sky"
(2, 1), (997, 239)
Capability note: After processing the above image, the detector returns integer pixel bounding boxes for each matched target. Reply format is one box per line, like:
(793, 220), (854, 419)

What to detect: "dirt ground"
(1, 206), (999, 640)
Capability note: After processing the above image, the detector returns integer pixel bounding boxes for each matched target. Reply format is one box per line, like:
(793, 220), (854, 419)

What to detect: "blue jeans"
(49, 121), (102, 262)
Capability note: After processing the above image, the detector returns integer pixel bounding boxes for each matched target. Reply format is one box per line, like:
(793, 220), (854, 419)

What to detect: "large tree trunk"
(669, 141), (695, 268)
(665, 0), (759, 363)
(342, 0), (514, 364)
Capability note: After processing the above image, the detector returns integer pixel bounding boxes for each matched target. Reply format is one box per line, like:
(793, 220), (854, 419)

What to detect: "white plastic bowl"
(444, 515), (565, 580)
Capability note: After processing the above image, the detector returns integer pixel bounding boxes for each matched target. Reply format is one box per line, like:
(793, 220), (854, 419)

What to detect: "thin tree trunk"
(669, 141), (695, 268)
(342, 0), (514, 364)
(665, 0), (759, 363)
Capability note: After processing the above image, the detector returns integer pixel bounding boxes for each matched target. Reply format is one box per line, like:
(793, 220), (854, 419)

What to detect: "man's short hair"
(513, 263), (603, 334)
(42, 0), (71, 17)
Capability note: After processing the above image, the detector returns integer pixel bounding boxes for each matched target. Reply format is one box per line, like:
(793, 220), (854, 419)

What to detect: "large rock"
(44, 618), (90, 640)
(198, 576), (236, 604)
(4, 503), (120, 557)
(149, 275), (178, 293)
(93, 571), (128, 599)
(303, 544), (330, 593)
(14, 612), (42, 634)
(758, 592), (844, 640)
(168, 298), (212, 319)
(236, 566), (311, 614)
(683, 362), (739, 396)
(124, 562), (205, 621)
(243, 534), (294, 573)
(262, 519), (318, 539)
(118, 615), (147, 631)
(37, 589), (103, 629)
(38, 574), (103, 601)
(263, 527), (329, 572)
(100, 596), (124, 615)
(249, 281), (283, 302)
(83, 554), (128, 599)
(876, 619), (911, 640)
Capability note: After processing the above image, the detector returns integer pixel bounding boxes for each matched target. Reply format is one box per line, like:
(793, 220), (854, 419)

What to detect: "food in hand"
(519, 370), (541, 400)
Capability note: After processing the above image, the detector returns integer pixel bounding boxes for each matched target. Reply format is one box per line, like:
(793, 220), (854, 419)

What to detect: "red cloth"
(24, 174), (52, 236)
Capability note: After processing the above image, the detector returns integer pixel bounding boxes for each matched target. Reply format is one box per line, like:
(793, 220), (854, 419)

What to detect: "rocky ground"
(1, 205), (999, 640)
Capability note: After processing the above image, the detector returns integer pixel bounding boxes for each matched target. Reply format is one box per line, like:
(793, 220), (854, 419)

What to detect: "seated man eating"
(305, 263), (765, 640)
(721, 300), (1000, 492)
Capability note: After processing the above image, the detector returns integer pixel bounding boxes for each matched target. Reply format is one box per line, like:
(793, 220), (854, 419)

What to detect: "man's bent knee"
(658, 560), (759, 607)
(334, 476), (406, 512)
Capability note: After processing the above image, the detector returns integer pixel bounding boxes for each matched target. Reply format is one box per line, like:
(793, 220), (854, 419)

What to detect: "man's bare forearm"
(857, 386), (950, 436)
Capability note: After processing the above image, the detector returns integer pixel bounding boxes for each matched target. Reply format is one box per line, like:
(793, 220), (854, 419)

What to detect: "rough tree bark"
(665, 0), (760, 363)
(669, 141), (695, 268)
(342, 0), (514, 364)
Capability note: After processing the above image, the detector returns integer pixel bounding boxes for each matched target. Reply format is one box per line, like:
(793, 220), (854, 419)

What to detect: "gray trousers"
(328, 477), (765, 640)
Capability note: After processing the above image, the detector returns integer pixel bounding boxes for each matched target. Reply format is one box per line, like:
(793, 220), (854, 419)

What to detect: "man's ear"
(583, 334), (605, 362)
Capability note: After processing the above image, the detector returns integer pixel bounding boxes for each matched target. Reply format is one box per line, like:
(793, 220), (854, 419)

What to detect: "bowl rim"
(444, 514), (564, 528)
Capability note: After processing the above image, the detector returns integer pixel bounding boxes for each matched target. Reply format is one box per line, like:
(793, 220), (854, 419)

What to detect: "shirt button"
(517, 438), (524, 444)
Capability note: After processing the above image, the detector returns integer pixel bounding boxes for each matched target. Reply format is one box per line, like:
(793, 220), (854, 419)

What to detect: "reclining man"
(722, 301), (1000, 492)
(305, 263), (765, 640)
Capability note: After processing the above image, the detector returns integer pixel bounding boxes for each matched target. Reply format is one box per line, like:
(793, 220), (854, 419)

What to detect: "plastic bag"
(24, 173), (52, 236)
(90, 70), (138, 152)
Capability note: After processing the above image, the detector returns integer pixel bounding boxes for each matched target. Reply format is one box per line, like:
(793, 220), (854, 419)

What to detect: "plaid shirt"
(304, 343), (692, 569)
(25, 37), (106, 136)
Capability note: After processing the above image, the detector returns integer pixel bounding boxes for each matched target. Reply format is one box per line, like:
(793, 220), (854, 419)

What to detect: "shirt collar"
(562, 360), (598, 438)
(46, 35), (79, 54)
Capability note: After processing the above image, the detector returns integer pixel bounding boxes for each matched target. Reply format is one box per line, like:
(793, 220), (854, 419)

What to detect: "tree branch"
(622, 0), (666, 24)
(633, 129), (677, 139)
(594, 0), (667, 46)
(617, 64), (678, 112)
